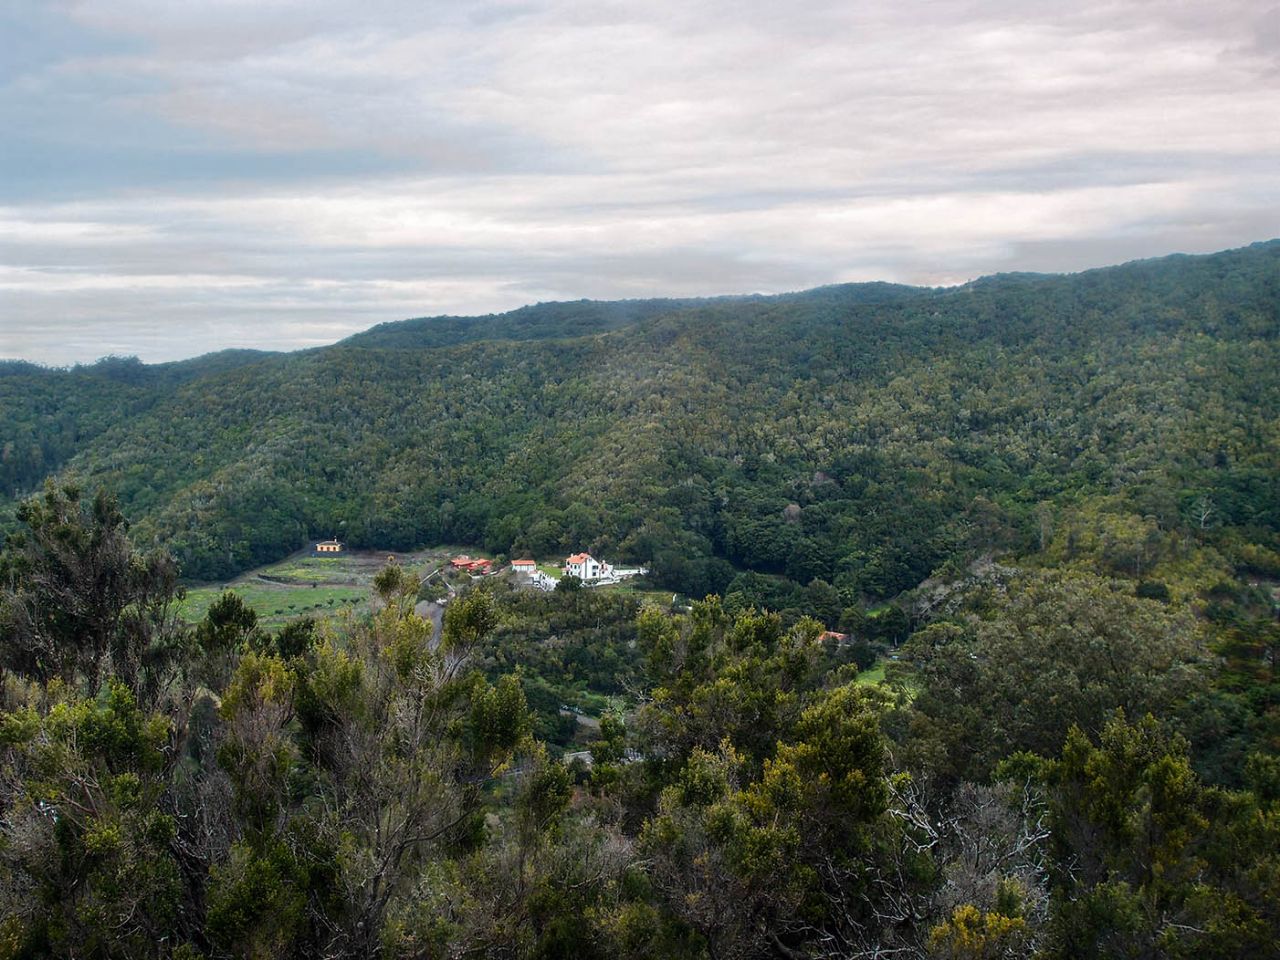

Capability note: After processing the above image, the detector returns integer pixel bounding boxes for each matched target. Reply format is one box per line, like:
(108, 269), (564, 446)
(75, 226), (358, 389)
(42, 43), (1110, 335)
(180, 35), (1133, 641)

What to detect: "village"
(181, 540), (654, 627)
(446, 550), (648, 592)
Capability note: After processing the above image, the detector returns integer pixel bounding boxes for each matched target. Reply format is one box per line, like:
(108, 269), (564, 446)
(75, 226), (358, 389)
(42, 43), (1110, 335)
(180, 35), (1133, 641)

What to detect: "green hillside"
(2, 242), (1278, 605)
(2, 242), (1279, 960)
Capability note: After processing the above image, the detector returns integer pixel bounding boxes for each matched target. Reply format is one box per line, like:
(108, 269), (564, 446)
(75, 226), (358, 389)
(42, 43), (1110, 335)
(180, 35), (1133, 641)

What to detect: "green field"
(255, 556), (361, 584)
(596, 583), (674, 606)
(854, 660), (887, 685)
(179, 581), (368, 627)
(176, 551), (402, 627)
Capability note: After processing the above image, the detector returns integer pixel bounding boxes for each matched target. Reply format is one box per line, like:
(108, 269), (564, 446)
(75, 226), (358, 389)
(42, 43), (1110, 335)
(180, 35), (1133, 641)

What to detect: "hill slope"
(2, 242), (1277, 600)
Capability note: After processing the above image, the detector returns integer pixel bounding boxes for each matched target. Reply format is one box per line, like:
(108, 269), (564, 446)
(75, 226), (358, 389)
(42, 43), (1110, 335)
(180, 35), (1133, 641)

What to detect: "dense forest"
(4, 242), (1275, 612)
(0, 481), (1276, 958)
(0, 240), (1278, 956)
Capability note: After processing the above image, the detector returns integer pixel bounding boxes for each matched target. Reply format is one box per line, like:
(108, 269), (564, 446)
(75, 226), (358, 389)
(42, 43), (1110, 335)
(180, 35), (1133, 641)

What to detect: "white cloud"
(1, 0), (1277, 363)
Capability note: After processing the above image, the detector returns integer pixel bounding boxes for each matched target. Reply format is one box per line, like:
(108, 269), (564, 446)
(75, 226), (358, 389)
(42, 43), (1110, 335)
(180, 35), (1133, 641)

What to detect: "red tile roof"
(566, 553), (592, 564)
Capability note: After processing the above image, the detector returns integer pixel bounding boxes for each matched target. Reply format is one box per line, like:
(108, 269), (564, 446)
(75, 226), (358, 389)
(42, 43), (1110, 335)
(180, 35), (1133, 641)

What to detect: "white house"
(511, 559), (538, 576)
(565, 552), (612, 582)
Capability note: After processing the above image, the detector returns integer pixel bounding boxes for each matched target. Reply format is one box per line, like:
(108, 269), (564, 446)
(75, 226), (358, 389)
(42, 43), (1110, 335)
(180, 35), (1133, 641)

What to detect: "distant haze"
(2, 0), (1278, 364)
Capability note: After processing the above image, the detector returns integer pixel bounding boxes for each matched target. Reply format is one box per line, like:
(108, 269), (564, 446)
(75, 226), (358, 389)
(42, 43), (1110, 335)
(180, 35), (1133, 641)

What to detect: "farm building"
(313, 539), (345, 556)
(450, 555), (493, 573)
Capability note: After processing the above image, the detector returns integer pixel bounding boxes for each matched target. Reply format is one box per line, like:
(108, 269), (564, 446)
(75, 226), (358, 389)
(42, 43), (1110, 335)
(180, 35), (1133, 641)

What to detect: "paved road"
(414, 600), (444, 650)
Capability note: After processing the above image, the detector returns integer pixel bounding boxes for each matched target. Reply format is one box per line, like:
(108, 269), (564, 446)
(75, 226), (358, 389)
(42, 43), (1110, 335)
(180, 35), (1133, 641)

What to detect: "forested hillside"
(1, 241), (1278, 959)
(2, 242), (1277, 606)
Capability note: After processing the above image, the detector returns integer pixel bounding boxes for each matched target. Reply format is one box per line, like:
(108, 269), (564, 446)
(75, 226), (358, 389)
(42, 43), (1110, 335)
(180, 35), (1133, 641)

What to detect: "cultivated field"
(178, 547), (455, 627)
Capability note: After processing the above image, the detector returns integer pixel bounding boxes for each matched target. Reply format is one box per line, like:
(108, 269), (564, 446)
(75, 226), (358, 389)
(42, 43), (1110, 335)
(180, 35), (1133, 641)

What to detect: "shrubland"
(0, 485), (1276, 958)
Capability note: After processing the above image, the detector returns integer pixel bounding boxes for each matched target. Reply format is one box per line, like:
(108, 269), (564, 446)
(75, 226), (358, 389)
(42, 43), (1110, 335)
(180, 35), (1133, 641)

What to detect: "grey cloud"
(1, 0), (1277, 363)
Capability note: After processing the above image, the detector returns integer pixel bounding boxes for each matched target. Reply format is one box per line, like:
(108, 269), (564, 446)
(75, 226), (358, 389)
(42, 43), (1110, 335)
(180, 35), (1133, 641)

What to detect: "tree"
(905, 571), (1205, 779)
(0, 681), (189, 957)
(0, 483), (184, 700)
(641, 683), (894, 958)
(1038, 713), (1280, 959)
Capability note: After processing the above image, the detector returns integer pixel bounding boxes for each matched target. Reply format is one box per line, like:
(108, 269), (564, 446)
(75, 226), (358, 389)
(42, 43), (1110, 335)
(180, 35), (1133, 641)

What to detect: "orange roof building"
(565, 552), (611, 582)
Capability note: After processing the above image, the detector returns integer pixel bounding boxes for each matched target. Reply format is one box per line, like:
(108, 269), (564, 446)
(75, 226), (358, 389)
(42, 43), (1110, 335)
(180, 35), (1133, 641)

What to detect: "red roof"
(512, 559), (536, 566)
(566, 553), (592, 564)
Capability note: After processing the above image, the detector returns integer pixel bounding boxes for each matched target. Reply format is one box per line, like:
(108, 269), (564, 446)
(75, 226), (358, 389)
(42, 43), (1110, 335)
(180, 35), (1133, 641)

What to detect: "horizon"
(6, 237), (1275, 370)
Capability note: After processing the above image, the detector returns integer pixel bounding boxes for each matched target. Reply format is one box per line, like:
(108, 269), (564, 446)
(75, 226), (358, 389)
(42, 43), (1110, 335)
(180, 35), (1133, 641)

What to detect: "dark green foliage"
(475, 584), (643, 747)
(904, 571), (1204, 781)
(0, 239), (1278, 957)
(1, 243), (1275, 610)
(196, 591), (263, 655)
(1037, 713), (1280, 959)
(0, 483), (184, 700)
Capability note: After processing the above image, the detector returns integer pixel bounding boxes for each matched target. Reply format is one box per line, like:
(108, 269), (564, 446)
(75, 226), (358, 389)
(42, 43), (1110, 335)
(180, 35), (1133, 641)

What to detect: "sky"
(1, 0), (1278, 365)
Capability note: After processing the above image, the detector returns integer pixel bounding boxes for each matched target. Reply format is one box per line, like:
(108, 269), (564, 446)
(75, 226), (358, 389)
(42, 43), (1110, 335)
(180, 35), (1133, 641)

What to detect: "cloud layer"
(3, 0), (1278, 363)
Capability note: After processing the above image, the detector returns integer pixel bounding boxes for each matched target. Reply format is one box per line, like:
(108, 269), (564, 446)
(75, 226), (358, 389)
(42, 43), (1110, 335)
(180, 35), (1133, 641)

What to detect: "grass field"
(177, 550), (409, 627)
(179, 581), (368, 627)
(855, 660), (888, 685)
(256, 556), (362, 585)
(854, 658), (920, 697)
(597, 583), (675, 606)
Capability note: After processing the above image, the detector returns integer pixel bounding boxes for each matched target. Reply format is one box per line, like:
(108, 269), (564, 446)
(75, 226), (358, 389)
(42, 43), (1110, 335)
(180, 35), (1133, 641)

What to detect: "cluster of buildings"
(511, 552), (647, 588)
(450, 555), (494, 574)
(309, 542), (643, 591)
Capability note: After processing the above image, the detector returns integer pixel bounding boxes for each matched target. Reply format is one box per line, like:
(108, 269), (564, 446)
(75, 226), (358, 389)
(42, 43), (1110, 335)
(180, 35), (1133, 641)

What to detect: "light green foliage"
(928, 904), (1029, 960)
(637, 603), (898, 957)
(217, 652), (298, 835)
(442, 589), (498, 653)
(373, 561), (416, 612)
(468, 675), (533, 762)
(0, 681), (181, 958)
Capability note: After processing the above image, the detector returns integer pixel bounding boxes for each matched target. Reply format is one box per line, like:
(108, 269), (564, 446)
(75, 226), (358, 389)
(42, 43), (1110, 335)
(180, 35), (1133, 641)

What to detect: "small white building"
(565, 552), (612, 582)
(511, 559), (538, 576)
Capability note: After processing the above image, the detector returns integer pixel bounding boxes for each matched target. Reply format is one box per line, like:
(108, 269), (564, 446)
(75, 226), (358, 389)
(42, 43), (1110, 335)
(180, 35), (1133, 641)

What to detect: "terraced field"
(178, 547), (454, 627)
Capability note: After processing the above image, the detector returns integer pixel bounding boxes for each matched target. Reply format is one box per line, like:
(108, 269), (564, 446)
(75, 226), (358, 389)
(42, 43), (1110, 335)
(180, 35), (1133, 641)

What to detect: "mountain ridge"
(1, 240), (1276, 603)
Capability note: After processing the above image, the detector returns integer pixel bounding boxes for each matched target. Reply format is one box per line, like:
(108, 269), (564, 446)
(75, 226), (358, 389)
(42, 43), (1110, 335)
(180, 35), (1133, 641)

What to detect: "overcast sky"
(2, 0), (1277, 364)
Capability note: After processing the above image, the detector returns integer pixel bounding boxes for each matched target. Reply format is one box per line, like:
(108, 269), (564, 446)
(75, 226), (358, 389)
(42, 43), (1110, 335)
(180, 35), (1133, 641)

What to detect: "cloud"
(1, 0), (1277, 363)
